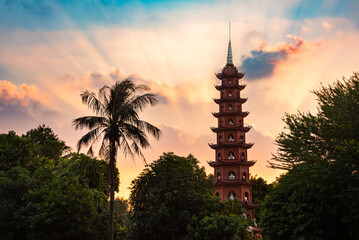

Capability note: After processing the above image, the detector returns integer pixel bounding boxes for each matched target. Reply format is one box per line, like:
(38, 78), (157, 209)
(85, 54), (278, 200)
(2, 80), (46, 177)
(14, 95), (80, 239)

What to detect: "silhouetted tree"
(261, 73), (359, 239)
(73, 79), (161, 240)
(129, 153), (251, 240)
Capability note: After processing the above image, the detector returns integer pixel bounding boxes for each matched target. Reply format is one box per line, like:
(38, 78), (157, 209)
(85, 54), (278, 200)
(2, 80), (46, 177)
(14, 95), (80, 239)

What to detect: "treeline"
(0, 127), (254, 240)
(260, 73), (359, 239)
(0, 126), (127, 240)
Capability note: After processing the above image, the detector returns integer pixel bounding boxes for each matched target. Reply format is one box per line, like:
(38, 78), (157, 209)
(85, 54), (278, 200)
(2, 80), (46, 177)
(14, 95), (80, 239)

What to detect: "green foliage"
(0, 125), (69, 172)
(251, 176), (274, 204)
(60, 153), (119, 195)
(261, 161), (359, 239)
(262, 73), (359, 239)
(270, 72), (359, 170)
(187, 213), (249, 240)
(250, 176), (274, 222)
(0, 156), (110, 240)
(0, 127), (128, 240)
(25, 124), (69, 160)
(129, 152), (250, 240)
(0, 131), (34, 171)
(113, 198), (129, 240)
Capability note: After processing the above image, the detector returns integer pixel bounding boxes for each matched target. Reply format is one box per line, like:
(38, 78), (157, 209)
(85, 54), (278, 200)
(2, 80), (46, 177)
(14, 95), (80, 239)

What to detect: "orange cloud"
(0, 80), (42, 107)
(258, 34), (320, 54)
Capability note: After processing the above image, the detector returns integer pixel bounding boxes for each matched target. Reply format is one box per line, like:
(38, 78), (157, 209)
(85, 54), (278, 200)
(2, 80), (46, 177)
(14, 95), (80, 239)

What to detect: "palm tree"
(73, 79), (161, 240)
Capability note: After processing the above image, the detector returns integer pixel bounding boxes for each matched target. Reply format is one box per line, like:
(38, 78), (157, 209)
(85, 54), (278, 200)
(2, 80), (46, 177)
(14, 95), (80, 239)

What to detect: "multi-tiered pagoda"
(208, 32), (258, 219)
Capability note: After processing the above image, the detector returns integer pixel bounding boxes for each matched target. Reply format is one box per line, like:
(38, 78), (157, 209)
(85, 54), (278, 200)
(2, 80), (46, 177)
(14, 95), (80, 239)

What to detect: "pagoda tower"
(208, 28), (258, 219)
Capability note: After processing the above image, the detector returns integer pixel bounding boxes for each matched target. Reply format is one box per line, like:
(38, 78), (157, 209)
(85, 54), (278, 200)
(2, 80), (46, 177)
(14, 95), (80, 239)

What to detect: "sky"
(1, 0), (359, 198)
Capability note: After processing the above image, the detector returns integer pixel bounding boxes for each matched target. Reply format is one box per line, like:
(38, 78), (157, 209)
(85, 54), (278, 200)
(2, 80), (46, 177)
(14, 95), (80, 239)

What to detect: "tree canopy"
(0, 126), (125, 240)
(129, 152), (251, 240)
(250, 176), (274, 222)
(261, 73), (359, 239)
(270, 72), (359, 170)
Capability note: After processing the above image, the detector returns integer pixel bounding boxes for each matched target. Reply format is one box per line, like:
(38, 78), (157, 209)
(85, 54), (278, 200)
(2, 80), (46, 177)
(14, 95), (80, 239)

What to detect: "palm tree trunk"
(108, 139), (116, 240)
(109, 181), (115, 240)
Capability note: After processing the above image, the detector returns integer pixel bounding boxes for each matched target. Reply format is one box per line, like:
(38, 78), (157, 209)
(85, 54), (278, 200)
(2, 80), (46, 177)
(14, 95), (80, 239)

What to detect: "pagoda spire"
(226, 22), (233, 65)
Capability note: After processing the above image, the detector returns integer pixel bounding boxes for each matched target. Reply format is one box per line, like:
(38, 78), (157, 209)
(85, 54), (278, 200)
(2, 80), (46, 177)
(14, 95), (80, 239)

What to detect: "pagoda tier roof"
(216, 72), (245, 80)
(209, 142), (254, 150)
(215, 84), (246, 91)
(208, 159), (256, 167)
(241, 201), (260, 210)
(215, 65), (245, 80)
(211, 125), (252, 133)
(212, 110), (249, 118)
(213, 178), (255, 187)
(213, 96), (247, 104)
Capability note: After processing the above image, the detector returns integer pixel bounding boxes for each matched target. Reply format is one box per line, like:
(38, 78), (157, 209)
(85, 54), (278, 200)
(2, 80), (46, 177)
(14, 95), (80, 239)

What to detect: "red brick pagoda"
(208, 29), (258, 219)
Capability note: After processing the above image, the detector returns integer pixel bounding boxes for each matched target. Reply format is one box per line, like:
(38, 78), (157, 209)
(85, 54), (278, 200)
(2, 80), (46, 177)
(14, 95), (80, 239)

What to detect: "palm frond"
(118, 132), (134, 157)
(86, 128), (109, 157)
(98, 85), (111, 110)
(112, 105), (139, 124)
(81, 90), (106, 116)
(72, 116), (108, 130)
(111, 80), (136, 108)
(76, 127), (103, 153)
(121, 123), (150, 149)
(98, 131), (111, 159)
(130, 140), (146, 164)
(135, 120), (161, 140)
(128, 93), (158, 111)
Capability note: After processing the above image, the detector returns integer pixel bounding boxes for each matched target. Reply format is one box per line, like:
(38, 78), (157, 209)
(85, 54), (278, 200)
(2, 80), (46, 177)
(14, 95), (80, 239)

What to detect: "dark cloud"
(239, 50), (287, 80)
(239, 35), (319, 80)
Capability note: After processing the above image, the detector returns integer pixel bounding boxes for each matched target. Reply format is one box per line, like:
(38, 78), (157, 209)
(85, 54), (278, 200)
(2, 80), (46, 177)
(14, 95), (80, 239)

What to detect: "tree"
(0, 131), (34, 171)
(250, 176), (274, 222)
(188, 213), (250, 240)
(269, 72), (359, 170)
(73, 79), (161, 240)
(0, 154), (111, 240)
(0, 125), (69, 171)
(113, 198), (129, 240)
(25, 124), (69, 161)
(261, 161), (359, 239)
(0, 127), (127, 239)
(261, 73), (359, 239)
(128, 152), (250, 240)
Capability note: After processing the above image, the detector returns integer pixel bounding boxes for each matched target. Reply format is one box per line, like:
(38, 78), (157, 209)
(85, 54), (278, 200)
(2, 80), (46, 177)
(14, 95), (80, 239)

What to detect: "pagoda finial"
(227, 22), (233, 65)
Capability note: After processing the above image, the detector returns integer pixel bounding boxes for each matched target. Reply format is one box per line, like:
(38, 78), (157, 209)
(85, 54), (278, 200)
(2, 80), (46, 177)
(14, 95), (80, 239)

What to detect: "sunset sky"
(1, 0), (359, 198)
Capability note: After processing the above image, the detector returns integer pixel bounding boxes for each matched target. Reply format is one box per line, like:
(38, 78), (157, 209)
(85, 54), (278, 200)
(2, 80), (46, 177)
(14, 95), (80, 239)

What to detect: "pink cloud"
(0, 80), (42, 107)
(258, 34), (321, 54)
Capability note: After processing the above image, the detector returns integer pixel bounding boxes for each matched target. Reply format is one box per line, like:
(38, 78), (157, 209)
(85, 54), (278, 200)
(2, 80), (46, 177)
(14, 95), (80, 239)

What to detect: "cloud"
(0, 80), (42, 107)
(239, 35), (321, 80)
(0, 80), (61, 129)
